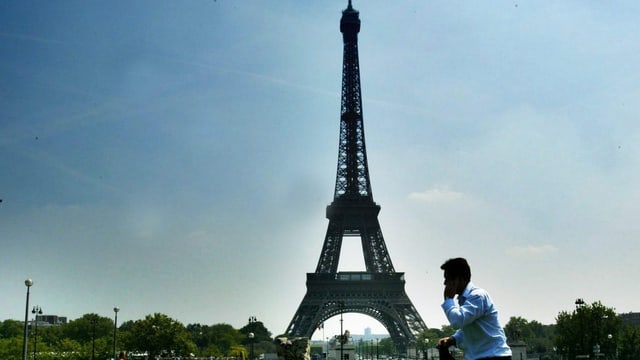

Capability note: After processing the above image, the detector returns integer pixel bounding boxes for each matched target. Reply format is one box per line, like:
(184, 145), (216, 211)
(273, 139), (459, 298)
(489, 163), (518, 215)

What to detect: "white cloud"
(408, 187), (464, 203)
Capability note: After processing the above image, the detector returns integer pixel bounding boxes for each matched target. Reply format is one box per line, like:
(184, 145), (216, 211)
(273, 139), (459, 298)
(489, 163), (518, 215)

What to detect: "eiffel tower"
(285, 1), (427, 353)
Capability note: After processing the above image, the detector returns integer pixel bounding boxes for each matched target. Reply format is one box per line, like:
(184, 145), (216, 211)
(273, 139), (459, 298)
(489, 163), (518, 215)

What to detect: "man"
(438, 258), (512, 360)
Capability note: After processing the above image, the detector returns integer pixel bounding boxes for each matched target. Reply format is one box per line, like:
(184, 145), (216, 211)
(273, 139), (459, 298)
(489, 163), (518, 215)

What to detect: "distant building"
(620, 312), (640, 327)
(38, 315), (67, 326)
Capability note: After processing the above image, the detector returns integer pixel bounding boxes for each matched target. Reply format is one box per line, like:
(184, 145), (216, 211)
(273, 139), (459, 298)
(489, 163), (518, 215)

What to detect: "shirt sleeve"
(441, 294), (486, 329)
(452, 329), (463, 347)
(441, 298), (464, 346)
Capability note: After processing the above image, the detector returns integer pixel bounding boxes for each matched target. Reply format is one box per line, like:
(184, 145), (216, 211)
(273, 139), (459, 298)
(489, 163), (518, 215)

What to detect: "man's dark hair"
(440, 257), (471, 281)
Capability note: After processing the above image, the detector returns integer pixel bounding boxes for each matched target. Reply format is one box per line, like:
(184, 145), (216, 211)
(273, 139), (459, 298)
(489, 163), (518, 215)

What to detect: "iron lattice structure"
(286, 2), (427, 353)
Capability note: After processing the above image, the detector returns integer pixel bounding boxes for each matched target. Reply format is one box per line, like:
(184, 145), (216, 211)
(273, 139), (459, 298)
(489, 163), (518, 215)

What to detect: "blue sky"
(2, 0), (640, 340)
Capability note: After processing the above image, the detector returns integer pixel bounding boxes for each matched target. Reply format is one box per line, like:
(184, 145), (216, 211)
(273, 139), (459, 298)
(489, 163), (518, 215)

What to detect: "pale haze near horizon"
(2, 0), (639, 340)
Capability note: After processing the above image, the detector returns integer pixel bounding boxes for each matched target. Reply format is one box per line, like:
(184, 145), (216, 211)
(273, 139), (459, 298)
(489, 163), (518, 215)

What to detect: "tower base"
(286, 272), (427, 353)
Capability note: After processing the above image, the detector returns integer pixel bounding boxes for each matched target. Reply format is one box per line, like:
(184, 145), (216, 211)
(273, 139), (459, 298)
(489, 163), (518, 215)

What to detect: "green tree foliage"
(239, 319), (276, 358)
(504, 316), (555, 355)
(122, 313), (197, 358)
(119, 319), (135, 333)
(186, 323), (232, 357)
(377, 337), (396, 357)
(230, 344), (248, 360)
(55, 337), (83, 354)
(555, 300), (621, 359)
(618, 324), (640, 360)
(209, 323), (244, 355)
(60, 313), (114, 358)
(0, 313), (264, 360)
(62, 313), (113, 344)
(239, 319), (273, 343)
(39, 324), (64, 347)
(1, 319), (23, 339)
(0, 336), (23, 360)
(417, 328), (445, 359)
(439, 325), (456, 338)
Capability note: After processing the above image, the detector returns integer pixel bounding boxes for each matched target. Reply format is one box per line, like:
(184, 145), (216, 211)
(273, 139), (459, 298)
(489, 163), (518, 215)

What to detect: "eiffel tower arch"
(286, 1), (427, 354)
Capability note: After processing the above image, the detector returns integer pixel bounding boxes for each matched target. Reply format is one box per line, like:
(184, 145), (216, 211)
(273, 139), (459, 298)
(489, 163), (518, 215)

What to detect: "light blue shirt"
(441, 282), (512, 360)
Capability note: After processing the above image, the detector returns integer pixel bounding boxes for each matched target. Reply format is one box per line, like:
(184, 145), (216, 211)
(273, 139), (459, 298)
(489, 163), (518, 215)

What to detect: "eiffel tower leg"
(316, 221), (344, 274)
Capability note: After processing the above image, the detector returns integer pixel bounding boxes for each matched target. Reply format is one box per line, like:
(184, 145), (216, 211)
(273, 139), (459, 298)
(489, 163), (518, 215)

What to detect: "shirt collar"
(461, 281), (475, 298)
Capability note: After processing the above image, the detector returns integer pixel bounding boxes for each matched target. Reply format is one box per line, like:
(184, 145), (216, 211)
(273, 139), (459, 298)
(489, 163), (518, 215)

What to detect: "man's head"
(441, 258), (471, 295)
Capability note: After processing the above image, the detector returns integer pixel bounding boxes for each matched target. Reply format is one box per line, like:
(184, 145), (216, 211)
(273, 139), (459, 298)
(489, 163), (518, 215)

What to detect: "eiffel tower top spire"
(334, 0), (373, 203)
(345, 0), (354, 11)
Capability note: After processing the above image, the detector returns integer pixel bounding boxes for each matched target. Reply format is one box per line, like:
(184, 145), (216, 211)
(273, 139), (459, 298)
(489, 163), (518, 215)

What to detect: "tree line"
(0, 313), (275, 360)
(2, 300), (640, 360)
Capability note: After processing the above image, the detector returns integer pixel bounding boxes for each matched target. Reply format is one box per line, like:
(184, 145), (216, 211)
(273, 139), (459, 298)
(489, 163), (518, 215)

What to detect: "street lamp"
(32, 305), (43, 360)
(113, 307), (120, 360)
(22, 279), (33, 360)
(575, 298), (586, 356)
(607, 334), (617, 359)
(339, 302), (344, 360)
(249, 332), (255, 360)
(424, 339), (429, 360)
(248, 316), (257, 360)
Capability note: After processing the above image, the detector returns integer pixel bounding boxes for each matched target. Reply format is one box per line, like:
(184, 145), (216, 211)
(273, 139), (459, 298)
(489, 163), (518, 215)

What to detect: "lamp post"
(424, 339), (429, 360)
(248, 316), (257, 360)
(113, 307), (119, 360)
(339, 302), (344, 360)
(607, 334), (617, 359)
(575, 298), (586, 356)
(22, 279), (33, 360)
(249, 332), (255, 360)
(32, 305), (43, 360)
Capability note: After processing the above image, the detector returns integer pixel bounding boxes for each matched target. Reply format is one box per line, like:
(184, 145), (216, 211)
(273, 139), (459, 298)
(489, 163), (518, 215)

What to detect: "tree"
(239, 319), (273, 343)
(208, 323), (244, 356)
(119, 319), (135, 333)
(123, 313), (197, 358)
(0, 336), (22, 360)
(439, 325), (456, 338)
(62, 313), (113, 344)
(417, 328), (445, 359)
(0, 319), (23, 339)
(377, 337), (396, 357)
(618, 324), (640, 360)
(239, 318), (276, 358)
(504, 316), (555, 356)
(60, 313), (114, 359)
(186, 323), (209, 355)
(38, 325), (63, 348)
(186, 323), (238, 357)
(55, 337), (83, 357)
(555, 300), (621, 359)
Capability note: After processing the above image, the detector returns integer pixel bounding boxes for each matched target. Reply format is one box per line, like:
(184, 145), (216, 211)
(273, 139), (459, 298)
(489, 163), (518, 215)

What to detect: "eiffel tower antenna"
(285, 2), (427, 354)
